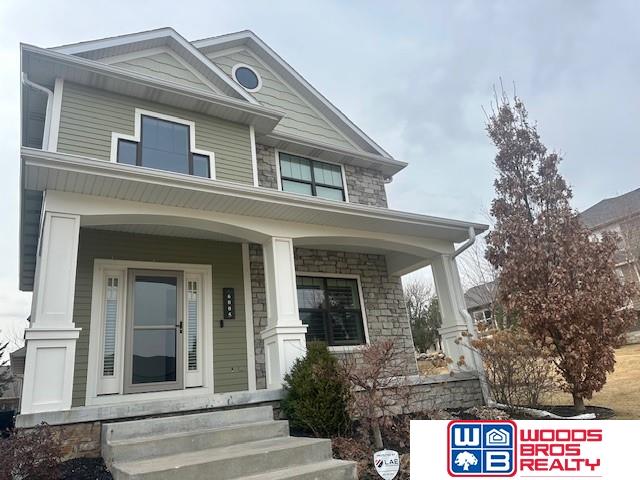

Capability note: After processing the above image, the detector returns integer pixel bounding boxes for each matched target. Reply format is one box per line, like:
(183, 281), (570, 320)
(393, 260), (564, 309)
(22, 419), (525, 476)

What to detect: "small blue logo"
(448, 421), (516, 476)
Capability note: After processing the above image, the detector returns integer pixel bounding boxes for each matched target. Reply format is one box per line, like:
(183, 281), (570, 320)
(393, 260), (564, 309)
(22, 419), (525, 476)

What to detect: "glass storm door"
(124, 270), (184, 393)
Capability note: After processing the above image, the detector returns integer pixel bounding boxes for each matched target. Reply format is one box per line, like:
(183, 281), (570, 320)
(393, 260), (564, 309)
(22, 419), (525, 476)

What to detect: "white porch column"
(21, 211), (81, 414)
(431, 254), (482, 372)
(260, 237), (307, 389)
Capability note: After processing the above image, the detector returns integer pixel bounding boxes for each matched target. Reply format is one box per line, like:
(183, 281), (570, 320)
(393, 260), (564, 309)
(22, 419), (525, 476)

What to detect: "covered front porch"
(18, 148), (487, 421)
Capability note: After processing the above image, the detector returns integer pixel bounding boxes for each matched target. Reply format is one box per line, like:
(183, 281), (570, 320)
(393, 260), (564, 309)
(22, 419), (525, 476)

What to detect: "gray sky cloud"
(1, 0), (638, 347)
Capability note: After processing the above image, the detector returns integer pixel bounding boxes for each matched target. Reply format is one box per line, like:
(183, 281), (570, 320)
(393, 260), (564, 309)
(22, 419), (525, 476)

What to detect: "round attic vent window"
(232, 64), (261, 92)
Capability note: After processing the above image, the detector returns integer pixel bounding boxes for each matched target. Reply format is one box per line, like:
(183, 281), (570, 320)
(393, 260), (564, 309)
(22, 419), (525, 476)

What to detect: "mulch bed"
(448, 405), (615, 420)
(60, 458), (113, 480)
(542, 405), (615, 419)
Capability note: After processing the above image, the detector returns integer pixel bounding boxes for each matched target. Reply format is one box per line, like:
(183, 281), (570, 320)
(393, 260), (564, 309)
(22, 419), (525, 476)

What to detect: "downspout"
(453, 226), (476, 258)
(453, 226), (493, 404)
(21, 73), (53, 151)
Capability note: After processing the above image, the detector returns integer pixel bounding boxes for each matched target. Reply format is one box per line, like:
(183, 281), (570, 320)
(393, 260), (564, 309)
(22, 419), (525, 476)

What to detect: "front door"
(124, 269), (184, 393)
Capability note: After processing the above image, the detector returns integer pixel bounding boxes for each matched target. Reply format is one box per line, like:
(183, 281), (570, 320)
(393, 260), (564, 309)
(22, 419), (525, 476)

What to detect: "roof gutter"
(453, 225), (476, 258)
(21, 73), (53, 151)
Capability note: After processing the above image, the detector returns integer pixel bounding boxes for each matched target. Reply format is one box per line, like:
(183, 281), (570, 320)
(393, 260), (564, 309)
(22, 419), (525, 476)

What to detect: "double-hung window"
(117, 115), (210, 178)
(296, 276), (366, 346)
(279, 152), (346, 201)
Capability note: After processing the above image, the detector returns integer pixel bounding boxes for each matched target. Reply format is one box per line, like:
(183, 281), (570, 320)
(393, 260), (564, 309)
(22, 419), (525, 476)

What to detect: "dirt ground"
(550, 343), (640, 419)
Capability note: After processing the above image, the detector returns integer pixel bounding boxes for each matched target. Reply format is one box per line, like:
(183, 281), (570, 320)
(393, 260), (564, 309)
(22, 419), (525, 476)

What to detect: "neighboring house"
(16, 28), (486, 472)
(464, 280), (497, 328)
(580, 187), (640, 318)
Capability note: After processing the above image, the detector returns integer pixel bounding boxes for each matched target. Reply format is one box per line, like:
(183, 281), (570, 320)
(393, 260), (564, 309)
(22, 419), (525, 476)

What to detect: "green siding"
(71, 229), (249, 407)
(209, 50), (355, 150)
(112, 52), (213, 92)
(57, 82), (254, 185)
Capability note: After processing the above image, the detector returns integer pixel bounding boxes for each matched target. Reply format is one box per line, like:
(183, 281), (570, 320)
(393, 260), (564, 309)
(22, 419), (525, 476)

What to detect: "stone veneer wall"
(256, 143), (279, 189)
(249, 245), (418, 389)
(35, 400), (284, 461)
(254, 144), (388, 207)
(353, 373), (484, 416)
(343, 164), (388, 208)
(249, 243), (269, 389)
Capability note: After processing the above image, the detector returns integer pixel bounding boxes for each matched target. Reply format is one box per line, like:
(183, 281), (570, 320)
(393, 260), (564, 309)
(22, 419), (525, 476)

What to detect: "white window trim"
(86, 259), (214, 406)
(275, 149), (350, 203)
(109, 108), (216, 180)
(231, 63), (263, 93)
(101, 46), (224, 95)
(295, 272), (369, 352)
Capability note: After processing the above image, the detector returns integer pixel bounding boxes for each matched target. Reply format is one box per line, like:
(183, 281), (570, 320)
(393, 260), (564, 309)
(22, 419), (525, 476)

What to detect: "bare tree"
(403, 279), (441, 352)
(341, 340), (413, 450)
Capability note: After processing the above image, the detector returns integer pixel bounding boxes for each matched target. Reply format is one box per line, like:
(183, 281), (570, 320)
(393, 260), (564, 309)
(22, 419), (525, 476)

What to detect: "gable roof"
(580, 187), (640, 229)
(464, 280), (497, 310)
(192, 30), (393, 159)
(50, 27), (258, 104)
(43, 28), (406, 176)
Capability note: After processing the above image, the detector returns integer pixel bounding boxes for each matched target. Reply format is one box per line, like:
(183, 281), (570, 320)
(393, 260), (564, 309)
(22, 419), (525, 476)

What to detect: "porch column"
(21, 211), (81, 414)
(431, 254), (482, 372)
(260, 237), (307, 389)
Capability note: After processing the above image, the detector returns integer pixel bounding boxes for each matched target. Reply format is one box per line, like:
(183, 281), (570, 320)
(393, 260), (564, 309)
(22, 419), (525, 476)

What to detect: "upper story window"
(232, 64), (262, 92)
(279, 152), (346, 202)
(117, 114), (211, 178)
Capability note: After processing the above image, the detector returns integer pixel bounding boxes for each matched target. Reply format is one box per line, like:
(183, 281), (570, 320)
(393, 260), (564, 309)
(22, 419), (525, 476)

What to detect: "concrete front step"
(102, 406), (274, 443)
(103, 419), (290, 465)
(237, 460), (357, 480)
(111, 436), (333, 480)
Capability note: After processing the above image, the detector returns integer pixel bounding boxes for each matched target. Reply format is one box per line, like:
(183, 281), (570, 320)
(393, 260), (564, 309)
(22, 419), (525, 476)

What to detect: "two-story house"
(16, 28), (486, 476)
(581, 187), (640, 331)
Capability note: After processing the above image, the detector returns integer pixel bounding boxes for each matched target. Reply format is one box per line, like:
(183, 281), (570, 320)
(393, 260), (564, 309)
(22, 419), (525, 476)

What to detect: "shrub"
(341, 340), (414, 450)
(472, 328), (558, 407)
(281, 342), (352, 437)
(0, 423), (64, 479)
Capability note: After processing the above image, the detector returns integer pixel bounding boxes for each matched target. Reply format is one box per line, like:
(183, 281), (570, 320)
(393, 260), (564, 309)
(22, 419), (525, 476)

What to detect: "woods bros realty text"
(411, 420), (637, 478)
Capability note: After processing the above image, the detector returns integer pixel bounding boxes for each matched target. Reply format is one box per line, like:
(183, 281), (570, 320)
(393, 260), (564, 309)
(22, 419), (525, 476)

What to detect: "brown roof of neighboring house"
(580, 187), (640, 229)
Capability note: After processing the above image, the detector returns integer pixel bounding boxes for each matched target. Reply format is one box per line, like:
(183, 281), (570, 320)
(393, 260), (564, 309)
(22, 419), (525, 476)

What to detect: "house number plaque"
(223, 288), (235, 319)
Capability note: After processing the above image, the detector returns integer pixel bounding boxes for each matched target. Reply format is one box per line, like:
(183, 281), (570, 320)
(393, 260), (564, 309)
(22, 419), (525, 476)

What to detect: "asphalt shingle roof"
(580, 187), (640, 229)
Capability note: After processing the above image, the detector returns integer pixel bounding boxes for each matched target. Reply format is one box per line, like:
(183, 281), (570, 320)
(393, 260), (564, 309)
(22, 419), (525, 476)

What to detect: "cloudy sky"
(1, 1), (638, 350)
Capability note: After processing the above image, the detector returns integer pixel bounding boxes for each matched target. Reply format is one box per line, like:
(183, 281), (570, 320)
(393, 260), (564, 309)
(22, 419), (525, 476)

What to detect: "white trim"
(234, 49), (359, 150)
(295, 271), (370, 352)
(193, 31), (393, 157)
(101, 46), (224, 95)
(203, 45), (247, 60)
(184, 272), (205, 387)
(51, 27), (259, 105)
(48, 78), (64, 152)
(21, 74), (53, 151)
(275, 149), (350, 203)
(231, 63), (263, 93)
(242, 243), (257, 391)
(109, 108), (216, 180)
(85, 259), (214, 407)
(249, 125), (259, 187)
(22, 148), (487, 241)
